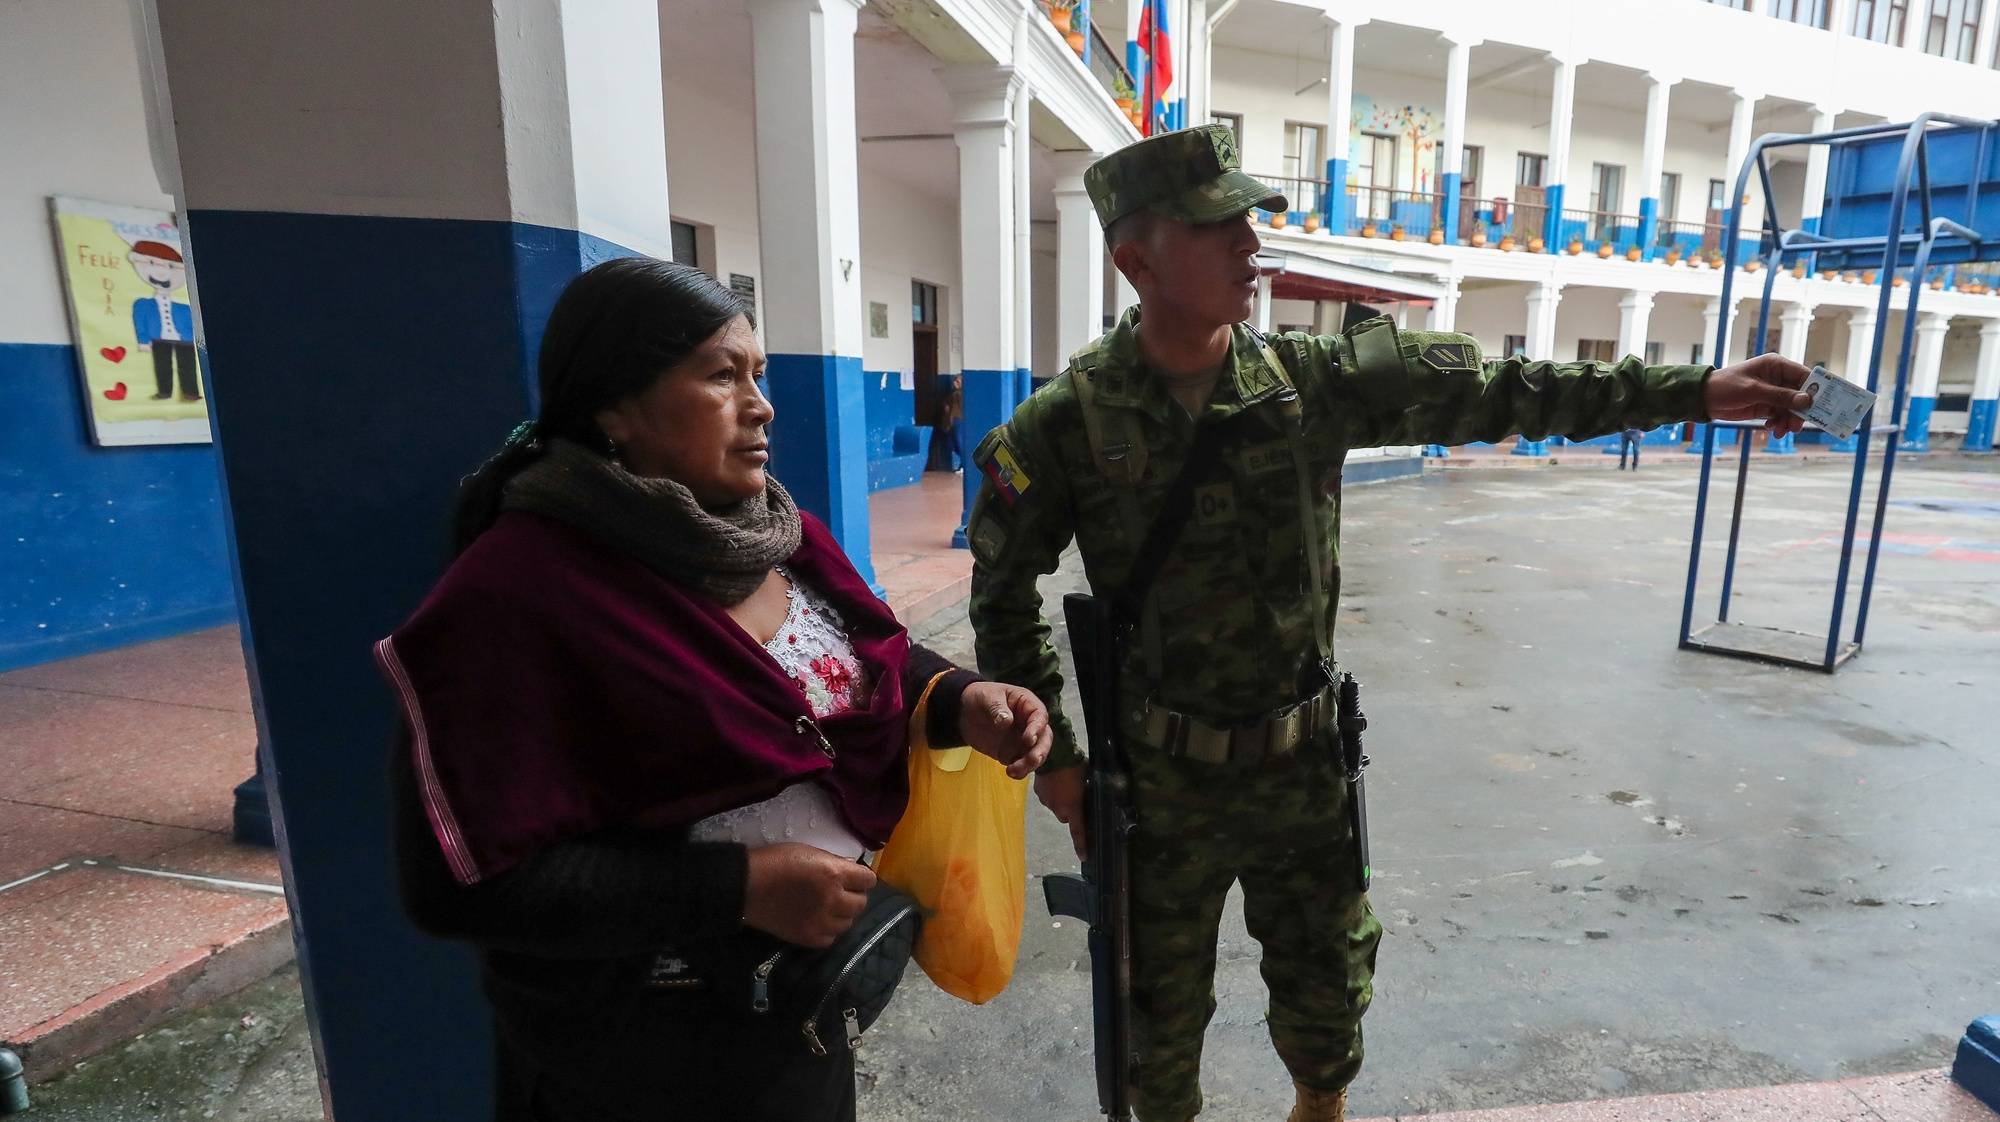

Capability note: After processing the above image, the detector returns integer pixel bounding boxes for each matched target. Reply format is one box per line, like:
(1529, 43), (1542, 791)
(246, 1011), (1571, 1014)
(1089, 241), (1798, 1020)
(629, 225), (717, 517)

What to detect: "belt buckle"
(1269, 704), (1304, 757)
(1183, 720), (1231, 765)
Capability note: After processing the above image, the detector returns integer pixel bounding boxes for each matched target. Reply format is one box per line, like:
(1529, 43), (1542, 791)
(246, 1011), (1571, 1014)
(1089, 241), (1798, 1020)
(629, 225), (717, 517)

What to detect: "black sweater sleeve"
(906, 641), (981, 748)
(391, 734), (747, 959)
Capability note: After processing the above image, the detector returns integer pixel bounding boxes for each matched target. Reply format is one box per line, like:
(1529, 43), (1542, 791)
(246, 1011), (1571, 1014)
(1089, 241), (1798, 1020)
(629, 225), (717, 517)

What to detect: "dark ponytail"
(451, 257), (752, 553)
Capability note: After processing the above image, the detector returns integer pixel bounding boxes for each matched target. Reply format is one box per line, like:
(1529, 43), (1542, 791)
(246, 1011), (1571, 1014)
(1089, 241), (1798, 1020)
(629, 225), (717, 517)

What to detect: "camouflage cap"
(1084, 124), (1288, 229)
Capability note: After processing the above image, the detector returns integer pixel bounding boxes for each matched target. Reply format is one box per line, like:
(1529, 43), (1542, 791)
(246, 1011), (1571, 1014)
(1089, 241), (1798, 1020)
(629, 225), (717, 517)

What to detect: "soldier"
(964, 126), (1810, 1122)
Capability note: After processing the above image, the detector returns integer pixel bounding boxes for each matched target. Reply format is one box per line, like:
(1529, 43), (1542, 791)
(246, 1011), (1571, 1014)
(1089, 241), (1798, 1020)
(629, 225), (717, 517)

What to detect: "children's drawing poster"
(49, 197), (211, 446)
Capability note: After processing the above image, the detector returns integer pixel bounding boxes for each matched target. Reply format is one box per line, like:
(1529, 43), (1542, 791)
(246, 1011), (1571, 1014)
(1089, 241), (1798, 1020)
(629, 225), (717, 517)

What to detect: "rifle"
(1042, 592), (1136, 1120)
(1336, 671), (1370, 893)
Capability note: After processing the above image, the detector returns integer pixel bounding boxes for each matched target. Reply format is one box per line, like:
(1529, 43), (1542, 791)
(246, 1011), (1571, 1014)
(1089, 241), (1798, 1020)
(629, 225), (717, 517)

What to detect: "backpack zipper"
(751, 949), (782, 1013)
(800, 900), (917, 1056)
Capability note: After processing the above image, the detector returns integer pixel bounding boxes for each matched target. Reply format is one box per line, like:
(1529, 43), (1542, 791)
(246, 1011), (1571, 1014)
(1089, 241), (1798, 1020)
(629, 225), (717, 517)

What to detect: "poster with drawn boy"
(49, 196), (211, 446)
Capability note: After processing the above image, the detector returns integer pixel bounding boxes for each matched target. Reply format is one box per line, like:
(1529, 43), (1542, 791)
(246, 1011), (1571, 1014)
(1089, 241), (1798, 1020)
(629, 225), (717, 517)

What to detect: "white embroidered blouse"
(687, 569), (872, 858)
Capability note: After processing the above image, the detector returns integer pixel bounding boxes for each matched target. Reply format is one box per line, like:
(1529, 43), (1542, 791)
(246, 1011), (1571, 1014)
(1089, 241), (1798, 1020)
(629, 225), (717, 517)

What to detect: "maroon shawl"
(375, 511), (911, 885)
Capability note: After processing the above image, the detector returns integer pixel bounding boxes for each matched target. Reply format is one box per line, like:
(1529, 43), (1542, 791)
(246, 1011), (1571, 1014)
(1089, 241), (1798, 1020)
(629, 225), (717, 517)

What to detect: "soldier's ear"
(1109, 240), (1149, 293)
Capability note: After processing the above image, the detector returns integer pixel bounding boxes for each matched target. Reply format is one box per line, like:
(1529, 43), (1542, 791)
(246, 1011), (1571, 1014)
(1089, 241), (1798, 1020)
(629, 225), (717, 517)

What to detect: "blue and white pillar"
(1800, 107), (1836, 239)
(1904, 312), (1951, 452)
(1012, 34), (1036, 404)
(1767, 301), (1814, 453)
(1724, 91), (1759, 263)
(1966, 321), (2000, 452)
(1514, 281), (1562, 455)
(1543, 57), (1576, 251)
(1831, 305), (1878, 452)
(146, 1), (674, 1115)
(947, 66), (1023, 547)
(1439, 37), (1472, 244)
(1690, 297), (1729, 452)
(1637, 75), (1673, 259)
(1323, 16), (1363, 234)
(750, 0), (876, 585)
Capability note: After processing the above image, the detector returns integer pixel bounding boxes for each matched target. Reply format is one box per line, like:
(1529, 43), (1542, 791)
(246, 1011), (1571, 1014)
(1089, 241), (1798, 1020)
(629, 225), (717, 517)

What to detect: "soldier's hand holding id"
(959, 681), (1055, 780)
(1703, 352), (1815, 437)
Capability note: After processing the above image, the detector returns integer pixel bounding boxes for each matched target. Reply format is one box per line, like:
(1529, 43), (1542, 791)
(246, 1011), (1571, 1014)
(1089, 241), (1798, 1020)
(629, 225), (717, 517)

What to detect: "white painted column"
(1747, 0), (1769, 15)
(1905, 310), (1951, 449)
(1432, 275), (1462, 333)
(1544, 56), (1578, 249)
(1966, 320), (2000, 451)
(1254, 273), (1274, 332)
(1702, 297), (1727, 366)
(1440, 36), (1472, 243)
(1829, 0), (1858, 38)
(1012, 36), (1034, 390)
(1188, 0), (1212, 124)
(1638, 75), (1673, 254)
(750, 0), (875, 577)
(1617, 290), (1656, 361)
(1801, 108), (1838, 237)
(1052, 152), (1106, 363)
(1977, 0), (2000, 70)
(1514, 282), (1563, 453)
(1324, 15), (1365, 232)
(946, 65), (1021, 544)
(1725, 91), (1761, 229)
(1768, 301), (1815, 451)
(1844, 305), (1880, 386)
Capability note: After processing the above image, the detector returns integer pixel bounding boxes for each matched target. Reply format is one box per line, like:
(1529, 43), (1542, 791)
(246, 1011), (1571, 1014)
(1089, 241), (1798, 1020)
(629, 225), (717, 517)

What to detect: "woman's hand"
(957, 681), (1054, 779)
(741, 843), (875, 948)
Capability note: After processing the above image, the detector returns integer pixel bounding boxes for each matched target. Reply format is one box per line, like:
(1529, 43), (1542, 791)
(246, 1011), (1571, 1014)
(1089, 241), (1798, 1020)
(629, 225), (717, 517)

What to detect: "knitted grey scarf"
(501, 438), (802, 606)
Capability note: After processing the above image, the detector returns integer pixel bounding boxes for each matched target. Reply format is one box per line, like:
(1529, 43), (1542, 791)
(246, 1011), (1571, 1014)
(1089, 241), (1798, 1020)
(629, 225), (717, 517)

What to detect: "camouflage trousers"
(1125, 736), (1382, 1122)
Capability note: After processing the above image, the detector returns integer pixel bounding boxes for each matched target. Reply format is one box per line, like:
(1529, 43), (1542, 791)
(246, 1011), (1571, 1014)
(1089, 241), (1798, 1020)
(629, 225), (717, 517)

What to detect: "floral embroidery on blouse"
(764, 568), (872, 718)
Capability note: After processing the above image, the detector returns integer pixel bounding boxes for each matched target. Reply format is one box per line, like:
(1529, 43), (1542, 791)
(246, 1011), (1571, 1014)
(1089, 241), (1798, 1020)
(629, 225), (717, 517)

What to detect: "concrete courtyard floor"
(22, 456), (2000, 1120)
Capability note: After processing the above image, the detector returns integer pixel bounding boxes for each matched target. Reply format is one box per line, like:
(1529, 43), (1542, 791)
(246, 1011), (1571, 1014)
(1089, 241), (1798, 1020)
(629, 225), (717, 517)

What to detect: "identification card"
(1792, 364), (1877, 441)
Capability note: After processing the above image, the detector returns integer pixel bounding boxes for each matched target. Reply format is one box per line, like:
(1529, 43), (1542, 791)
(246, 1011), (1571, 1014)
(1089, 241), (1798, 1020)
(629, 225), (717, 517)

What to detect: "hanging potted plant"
(1427, 227), (1445, 245)
(1625, 244), (1643, 262)
(1470, 227), (1489, 248)
(1389, 222), (1407, 241)
(1567, 236), (1584, 255)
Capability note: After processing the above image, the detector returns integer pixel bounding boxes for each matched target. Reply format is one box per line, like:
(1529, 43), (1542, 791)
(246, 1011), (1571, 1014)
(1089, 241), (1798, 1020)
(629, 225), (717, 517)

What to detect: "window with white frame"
(1851, 0), (1911, 43)
(671, 220), (701, 270)
(1462, 145), (1484, 200)
(1283, 121), (1327, 214)
(1770, 0), (1829, 26)
(1920, 0), (1981, 59)
(1660, 172), (1682, 223)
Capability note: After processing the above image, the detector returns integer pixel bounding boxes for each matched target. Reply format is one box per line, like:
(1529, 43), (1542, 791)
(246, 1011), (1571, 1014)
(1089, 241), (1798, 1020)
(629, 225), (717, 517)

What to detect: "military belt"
(1133, 680), (1338, 765)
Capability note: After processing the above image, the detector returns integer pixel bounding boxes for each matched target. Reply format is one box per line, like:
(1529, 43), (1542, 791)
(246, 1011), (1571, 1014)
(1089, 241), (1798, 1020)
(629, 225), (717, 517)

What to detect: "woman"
(377, 257), (1050, 1121)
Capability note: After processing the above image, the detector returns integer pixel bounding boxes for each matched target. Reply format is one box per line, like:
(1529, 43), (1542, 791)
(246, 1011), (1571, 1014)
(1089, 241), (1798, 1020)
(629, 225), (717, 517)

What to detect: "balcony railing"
(1085, 24), (1134, 114)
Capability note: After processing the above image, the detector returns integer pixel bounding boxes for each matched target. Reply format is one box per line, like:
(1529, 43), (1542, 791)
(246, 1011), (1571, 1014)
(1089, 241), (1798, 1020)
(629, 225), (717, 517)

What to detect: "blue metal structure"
(1679, 114), (2000, 673)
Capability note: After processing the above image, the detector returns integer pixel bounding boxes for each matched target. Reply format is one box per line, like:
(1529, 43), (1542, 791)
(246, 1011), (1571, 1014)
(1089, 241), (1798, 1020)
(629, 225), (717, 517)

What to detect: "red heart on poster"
(101, 346), (127, 363)
(104, 382), (128, 400)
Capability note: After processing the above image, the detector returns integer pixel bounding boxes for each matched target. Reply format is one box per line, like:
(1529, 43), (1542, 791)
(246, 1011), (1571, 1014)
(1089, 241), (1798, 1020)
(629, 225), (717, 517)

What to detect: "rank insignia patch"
(1419, 342), (1479, 374)
(980, 439), (1032, 505)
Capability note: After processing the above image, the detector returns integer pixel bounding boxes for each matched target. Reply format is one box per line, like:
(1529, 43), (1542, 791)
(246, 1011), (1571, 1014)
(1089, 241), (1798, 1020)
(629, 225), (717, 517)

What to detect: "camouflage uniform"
(965, 126), (1712, 1122)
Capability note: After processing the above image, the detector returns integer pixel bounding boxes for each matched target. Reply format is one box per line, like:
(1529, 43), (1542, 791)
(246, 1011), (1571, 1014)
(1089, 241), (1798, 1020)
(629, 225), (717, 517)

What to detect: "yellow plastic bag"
(874, 674), (1029, 1005)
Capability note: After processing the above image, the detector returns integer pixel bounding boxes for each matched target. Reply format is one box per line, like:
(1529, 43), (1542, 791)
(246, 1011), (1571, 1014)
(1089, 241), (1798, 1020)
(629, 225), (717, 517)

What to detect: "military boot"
(1285, 1082), (1346, 1122)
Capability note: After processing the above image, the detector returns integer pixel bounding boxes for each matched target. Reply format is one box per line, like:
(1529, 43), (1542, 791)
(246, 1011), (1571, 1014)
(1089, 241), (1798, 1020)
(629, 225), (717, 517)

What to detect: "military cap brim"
(1149, 170), (1289, 224)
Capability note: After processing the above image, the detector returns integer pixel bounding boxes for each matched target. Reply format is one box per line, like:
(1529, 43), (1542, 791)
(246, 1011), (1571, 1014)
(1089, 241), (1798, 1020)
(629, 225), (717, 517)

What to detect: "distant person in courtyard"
(1619, 424), (1644, 469)
(963, 125), (1813, 1122)
(930, 379), (964, 472)
(376, 258), (1050, 1122)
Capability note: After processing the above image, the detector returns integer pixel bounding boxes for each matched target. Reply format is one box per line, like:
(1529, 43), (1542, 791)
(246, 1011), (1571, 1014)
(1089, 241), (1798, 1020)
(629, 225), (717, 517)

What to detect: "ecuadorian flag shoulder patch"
(979, 436), (1032, 505)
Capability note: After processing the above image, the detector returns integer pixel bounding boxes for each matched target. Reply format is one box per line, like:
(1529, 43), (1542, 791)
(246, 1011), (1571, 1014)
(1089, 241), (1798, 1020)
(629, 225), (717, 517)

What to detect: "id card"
(1792, 364), (1877, 441)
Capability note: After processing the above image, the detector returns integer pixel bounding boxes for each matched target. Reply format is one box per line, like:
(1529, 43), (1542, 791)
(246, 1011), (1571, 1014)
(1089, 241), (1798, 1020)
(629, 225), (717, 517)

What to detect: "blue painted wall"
(862, 369), (914, 461)
(0, 342), (234, 671)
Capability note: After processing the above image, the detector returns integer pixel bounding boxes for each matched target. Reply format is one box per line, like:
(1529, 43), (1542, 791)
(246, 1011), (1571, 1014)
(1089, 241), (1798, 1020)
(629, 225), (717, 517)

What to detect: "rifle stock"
(1040, 592), (1135, 1120)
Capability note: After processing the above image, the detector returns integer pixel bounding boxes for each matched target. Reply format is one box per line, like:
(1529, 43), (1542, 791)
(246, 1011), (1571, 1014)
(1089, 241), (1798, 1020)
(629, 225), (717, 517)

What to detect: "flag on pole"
(1137, 0), (1172, 135)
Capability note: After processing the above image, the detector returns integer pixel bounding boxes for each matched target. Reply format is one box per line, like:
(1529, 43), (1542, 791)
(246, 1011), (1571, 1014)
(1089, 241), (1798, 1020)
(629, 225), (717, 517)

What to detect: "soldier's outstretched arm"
(1281, 316), (1716, 450)
(965, 406), (1083, 773)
